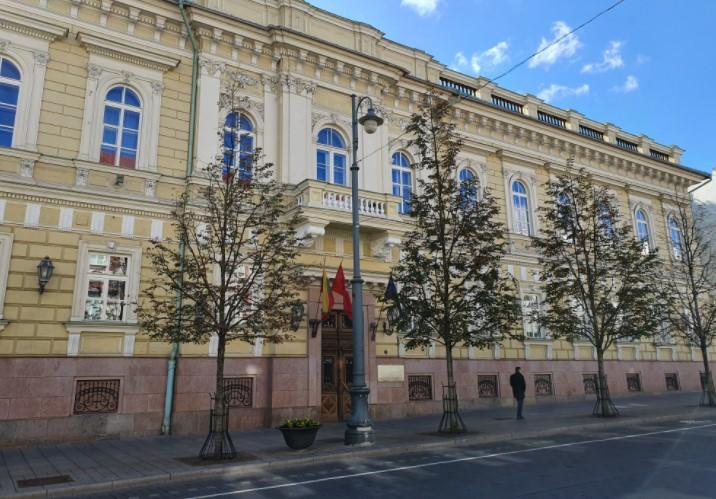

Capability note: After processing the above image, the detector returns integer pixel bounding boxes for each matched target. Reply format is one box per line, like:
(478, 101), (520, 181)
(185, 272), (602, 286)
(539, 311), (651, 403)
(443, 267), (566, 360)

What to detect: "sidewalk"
(1, 391), (712, 498)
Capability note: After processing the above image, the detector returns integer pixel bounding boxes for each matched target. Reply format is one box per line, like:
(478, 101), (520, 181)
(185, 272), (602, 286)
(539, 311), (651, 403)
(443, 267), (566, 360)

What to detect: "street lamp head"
(358, 107), (384, 134)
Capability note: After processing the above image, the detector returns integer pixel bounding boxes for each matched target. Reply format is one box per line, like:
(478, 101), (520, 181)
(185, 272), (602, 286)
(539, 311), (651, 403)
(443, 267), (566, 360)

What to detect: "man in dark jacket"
(510, 367), (526, 420)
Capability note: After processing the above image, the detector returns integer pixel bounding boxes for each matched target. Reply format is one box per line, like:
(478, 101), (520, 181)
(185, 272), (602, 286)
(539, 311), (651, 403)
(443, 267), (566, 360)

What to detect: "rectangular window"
(83, 253), (130, 321)
(583, 373), (598, 394)
(477, 375), (499, 398)
(534, 373), (553, 396)
(408, 375), (433, 401)
(626, 373), (642, 392)
(316, 149), (328, 181)
(223, 377), (254, 407)
(665, 373), (679, 391)
(333, 153), (346, 185)
(73, 379), (120, 414)
(522, 294), (542, 338)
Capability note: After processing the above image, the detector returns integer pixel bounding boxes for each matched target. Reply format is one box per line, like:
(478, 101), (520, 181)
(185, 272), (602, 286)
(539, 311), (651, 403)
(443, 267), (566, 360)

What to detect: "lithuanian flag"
(320, 267), (334, 320)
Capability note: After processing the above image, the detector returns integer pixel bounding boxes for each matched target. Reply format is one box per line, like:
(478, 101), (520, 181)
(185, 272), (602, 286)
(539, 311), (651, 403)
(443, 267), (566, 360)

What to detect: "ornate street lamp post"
(345, 94), (383, 446)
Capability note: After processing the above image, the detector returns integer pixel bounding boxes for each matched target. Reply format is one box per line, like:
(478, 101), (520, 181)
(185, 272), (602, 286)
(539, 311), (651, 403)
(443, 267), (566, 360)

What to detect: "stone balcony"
(289, 179), (407, 253)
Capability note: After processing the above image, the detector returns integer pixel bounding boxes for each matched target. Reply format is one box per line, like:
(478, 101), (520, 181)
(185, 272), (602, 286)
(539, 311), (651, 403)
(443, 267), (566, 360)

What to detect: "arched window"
(316, 128), (347, 185)
(458, 168), (479, 204)
(223, 112), (254, 181)
(392, 152), (412, 214)
(635, 208), (650, 253)
(598, 202), (614, 237)
(668, 215), (682, 260)
(511, 180), (531, 235)
(556, 192), (573, 238)
(100, 86), (141, 169)
(0, 57), (21, 148)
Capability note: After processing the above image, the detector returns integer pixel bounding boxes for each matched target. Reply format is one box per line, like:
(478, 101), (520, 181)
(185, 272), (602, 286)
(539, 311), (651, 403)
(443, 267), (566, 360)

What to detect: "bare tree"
(532, 164), (661, 417)
(390, 95), (519, 433)
(657, 191), (716, 406)
(139, 83), (305, 458)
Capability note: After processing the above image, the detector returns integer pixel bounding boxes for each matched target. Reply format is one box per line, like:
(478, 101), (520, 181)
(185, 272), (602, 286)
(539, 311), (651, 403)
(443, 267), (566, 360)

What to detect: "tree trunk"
(594, 349), (618, 417)
(214, 335), (226, 416)
(438, 345), (466, 433)
(199, 334), (236, 459)
(700, 343), (716, 407)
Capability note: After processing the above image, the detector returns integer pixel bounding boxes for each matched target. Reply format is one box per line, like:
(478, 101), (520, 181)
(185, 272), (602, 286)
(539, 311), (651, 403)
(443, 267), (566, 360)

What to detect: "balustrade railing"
(294, 180), (397, 219)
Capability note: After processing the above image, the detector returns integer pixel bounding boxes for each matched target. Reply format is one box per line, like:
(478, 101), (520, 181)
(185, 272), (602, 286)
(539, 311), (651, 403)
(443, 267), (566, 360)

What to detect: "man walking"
(510, 367), (526, 420)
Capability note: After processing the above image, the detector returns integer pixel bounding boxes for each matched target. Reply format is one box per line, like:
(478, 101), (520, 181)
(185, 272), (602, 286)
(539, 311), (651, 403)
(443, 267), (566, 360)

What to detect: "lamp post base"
(344, 424), (375, 447)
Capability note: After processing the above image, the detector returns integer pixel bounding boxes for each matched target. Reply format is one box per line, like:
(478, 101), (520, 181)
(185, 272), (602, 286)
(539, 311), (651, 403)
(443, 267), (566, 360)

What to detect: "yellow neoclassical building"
(0, 0), (711, 445)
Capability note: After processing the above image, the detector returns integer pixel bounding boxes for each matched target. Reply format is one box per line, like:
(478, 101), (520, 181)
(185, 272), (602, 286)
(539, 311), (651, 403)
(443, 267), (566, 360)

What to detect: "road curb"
(7, 411), (709, 498)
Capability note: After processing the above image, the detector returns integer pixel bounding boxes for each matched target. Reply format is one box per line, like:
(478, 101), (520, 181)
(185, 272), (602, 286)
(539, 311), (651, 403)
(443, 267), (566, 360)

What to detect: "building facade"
(0, 0), (712, 445)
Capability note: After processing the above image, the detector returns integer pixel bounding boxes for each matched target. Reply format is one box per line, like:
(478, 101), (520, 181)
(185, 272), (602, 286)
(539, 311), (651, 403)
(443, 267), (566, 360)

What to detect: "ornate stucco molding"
(0, 8), (67, 41)
(77, 32), (179, 72)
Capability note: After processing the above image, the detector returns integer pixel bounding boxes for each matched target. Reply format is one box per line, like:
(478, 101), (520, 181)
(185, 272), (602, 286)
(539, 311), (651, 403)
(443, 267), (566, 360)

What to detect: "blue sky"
(307, 0), (715, 174)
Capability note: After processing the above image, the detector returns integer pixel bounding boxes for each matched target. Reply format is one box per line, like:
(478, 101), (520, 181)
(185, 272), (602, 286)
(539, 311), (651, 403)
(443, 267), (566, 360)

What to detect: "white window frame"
(634, 207), (651, 254)
(316, 127), (349, 186)
(222, 111), (255, 178)
(391, 151), (413, 214)
(78, 54), (163, 171)
(521, 293), (543, 339)
(511, 180), (532, 236)
(0, 30), (52, 151)
(70, 241), (142, 324)
(100, 86), (142, 168)
(666, 213), (683, 260)
(0, 232), (14, 329)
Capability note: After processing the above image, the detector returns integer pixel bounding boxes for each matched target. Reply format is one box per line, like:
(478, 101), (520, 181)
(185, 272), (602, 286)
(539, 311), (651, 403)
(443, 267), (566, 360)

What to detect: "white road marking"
(185, 423), (716, 499)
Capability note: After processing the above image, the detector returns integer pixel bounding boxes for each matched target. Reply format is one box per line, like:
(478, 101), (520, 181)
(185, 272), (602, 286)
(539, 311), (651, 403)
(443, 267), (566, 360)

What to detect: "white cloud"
(537, 83), (590, 103)
(528, 21), (581, 69)
(450, 51), (468, 71)
(581, 41), (624, 74)
(452, 41), (510, 75)
(400, 0), (439, 16)
(612, 75), (639, 93)
(636, 54), (650, 65)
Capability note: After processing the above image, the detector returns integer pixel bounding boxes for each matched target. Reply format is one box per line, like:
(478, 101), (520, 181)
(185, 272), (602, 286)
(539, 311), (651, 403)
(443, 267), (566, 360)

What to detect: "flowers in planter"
(280, 417), (320, 429)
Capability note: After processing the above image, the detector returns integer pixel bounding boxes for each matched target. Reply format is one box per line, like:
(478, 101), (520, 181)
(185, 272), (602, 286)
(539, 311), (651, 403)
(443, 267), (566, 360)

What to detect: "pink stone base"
(0, 355), (712, 446)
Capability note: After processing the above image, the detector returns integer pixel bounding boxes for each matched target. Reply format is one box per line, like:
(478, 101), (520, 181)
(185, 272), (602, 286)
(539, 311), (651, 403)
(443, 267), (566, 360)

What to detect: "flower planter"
(278, 425), (321, 450)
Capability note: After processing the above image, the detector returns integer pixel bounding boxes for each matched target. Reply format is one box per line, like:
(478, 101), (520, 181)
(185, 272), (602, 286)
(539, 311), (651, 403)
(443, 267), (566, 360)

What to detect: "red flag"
(331, 263), (352, 320)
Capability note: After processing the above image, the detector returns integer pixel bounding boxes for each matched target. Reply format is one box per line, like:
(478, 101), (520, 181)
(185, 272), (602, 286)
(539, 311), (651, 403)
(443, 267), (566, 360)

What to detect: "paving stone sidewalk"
(1, 391), (712, 498)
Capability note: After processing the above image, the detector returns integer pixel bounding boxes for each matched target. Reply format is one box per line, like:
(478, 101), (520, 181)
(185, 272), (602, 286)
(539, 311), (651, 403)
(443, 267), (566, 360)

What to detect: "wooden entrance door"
(321, 311), (353, 421)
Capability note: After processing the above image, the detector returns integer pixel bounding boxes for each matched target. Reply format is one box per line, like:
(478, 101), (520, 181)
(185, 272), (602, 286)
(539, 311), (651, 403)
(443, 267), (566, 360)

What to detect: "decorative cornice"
(77, 32), (179, 72)
(0, 8), (67, 41)
(0, 190), (170, 219)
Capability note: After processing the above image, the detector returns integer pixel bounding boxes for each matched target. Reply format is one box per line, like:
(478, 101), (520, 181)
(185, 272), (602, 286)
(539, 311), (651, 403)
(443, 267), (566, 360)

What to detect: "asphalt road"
(73, 419), (716, 499)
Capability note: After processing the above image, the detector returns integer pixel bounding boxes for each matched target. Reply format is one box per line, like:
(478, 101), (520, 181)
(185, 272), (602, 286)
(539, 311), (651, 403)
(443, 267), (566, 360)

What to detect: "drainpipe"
(161, 0), (199, 435)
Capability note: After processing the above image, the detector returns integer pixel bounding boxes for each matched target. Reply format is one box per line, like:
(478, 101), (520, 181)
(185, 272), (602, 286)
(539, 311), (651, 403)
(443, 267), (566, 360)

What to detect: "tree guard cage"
(199, 393), (236, 460)
(438, 384), (466, 433)
(593, 375), (619, 417)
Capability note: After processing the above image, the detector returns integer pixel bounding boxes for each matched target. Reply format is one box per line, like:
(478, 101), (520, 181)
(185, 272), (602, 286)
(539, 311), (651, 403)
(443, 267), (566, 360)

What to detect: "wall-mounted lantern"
(290, 304), (305, 332)
(37, 256), (54, 294)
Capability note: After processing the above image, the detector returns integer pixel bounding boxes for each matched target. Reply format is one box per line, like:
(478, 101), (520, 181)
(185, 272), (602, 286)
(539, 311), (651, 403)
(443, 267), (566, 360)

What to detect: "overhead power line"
(355, 0), (627, 166)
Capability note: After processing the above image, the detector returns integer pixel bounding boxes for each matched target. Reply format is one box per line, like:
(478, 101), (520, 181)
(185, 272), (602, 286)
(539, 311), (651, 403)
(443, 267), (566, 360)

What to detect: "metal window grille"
(583, 374), (598, 394)
(534, 374), (553, 396)
(579, 125), (604, 141)
(439, 77), (476, 97)
(626, 373), (642, 392)
(649, 149), (670, 161)
(665, 373), (680, 391)
(223, 377), (253, 407)
(537, 111), (566, 128)
(477, 375), (499, 398)
(408, 375), (433, 401)
(73, 379), (120, 414)
(491, 95), (524, 114)
(616, 138), (638, 152)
